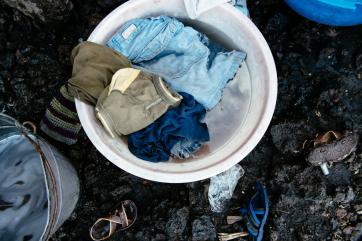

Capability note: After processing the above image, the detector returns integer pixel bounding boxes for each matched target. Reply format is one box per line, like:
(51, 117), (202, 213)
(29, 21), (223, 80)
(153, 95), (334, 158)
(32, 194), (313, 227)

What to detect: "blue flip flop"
(240, 182), (269, 241)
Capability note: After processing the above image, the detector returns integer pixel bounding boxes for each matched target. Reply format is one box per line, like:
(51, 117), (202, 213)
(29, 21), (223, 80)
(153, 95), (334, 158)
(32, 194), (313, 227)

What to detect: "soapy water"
(182, 22), (252, 156)
(167, 63), (252, 160)
(117, 62), (252, 161)
(200, 63), (251, 156)
(0, 135), (48, 241)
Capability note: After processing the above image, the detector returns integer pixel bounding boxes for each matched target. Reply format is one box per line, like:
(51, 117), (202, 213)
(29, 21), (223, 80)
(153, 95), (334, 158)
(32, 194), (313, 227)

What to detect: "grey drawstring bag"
(0, 113), (79, 241)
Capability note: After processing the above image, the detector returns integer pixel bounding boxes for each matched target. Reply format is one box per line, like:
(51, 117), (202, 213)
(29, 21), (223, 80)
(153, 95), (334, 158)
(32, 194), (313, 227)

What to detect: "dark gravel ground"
(0, 0), (361, 240)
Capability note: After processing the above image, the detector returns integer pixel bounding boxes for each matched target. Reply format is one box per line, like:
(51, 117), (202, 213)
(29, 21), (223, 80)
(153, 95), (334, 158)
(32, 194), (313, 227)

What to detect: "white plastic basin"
(75, 0), (277, 183)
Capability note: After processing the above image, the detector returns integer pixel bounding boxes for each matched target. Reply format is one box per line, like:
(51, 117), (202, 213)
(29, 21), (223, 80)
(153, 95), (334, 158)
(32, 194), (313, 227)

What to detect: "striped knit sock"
(40, 85), (81, 145)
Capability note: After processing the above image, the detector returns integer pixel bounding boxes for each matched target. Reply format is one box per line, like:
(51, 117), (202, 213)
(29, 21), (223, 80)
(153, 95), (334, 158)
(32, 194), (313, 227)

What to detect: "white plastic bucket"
(75, 0), (277, 183)
(0, 113), (79, 240)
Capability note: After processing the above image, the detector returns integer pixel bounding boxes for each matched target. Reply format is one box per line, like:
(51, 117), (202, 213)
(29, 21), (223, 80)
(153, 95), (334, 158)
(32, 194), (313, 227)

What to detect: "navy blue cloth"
(128, 92), (210, 162)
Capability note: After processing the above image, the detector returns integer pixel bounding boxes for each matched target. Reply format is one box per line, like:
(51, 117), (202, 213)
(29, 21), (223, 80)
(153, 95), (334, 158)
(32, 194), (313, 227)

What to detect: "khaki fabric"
(108, 68), (141, 94)
(68, 41), (131, 105)
(96, 70), (182, 137)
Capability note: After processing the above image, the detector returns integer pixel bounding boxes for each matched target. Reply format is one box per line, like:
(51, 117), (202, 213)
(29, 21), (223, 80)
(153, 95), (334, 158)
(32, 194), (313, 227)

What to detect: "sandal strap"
(244, 214), (259, 237)
(90, 217), (118, 241)
(90, 201), (137, 241)
(249, 196), (261, 226)
(240, 182), (269, 241)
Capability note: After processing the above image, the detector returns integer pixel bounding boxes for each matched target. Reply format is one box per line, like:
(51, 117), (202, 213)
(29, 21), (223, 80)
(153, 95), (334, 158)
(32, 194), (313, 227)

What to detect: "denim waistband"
(152, 75), (182, 107)
(107, 16), (183, 63)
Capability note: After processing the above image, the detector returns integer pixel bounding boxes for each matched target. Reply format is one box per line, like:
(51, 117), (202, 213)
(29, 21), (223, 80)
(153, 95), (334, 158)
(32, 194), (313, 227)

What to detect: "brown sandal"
(90, 200), (137, 241)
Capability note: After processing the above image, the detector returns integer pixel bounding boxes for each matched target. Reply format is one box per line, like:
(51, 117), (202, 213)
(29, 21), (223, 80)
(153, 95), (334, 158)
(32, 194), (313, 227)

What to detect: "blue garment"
(232, 0), (249, 16)
(107, 16), (246, 110)
(128, 92), (210, 162)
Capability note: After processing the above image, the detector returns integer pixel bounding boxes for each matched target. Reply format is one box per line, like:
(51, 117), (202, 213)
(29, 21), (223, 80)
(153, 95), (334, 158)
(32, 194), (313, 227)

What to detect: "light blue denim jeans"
(107, 16), (246, 110)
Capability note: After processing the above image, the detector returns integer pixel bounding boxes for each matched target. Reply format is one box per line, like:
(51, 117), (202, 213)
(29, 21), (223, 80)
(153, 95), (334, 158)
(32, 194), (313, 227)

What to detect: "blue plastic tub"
(285, 0), (362, 26)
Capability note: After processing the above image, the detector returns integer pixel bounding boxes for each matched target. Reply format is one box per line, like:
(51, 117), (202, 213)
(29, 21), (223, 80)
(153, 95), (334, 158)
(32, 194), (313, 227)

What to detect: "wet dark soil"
(0, 0), (361, 240)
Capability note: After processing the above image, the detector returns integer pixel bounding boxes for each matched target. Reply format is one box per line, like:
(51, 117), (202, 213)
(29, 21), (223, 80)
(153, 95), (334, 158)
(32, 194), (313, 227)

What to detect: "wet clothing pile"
(96, 68), (182, 137)
(41, 16), (246, 162)
(128, 92), (209, 162)
(40, 41), (210, 161)
(107, 15), (246, 110)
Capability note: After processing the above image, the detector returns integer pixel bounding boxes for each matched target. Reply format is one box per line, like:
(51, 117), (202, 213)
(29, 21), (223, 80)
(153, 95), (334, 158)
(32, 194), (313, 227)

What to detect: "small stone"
(349, 214), (357, 223)
(334, 187), (356, 204)
(270, 230), (279, 241)
(135, 230), (152, 241)
(151, 233), (167, 241)
(192, 215), (216, 241)
(153, 200), (170, 219)
(1, 0), (74, 26)
(69, 212), (77, 221)
(345, 187), (356, 203)
(316, 48), (337, 69)
(335, 208), (347, 219)
(165, 207), (189, 240)
(327, 164), (352, 186)
(189, 185), (209, 214)
(343, 226), (354, 236)
(325, 27), (339, 37)
(331, 218), (339, 230)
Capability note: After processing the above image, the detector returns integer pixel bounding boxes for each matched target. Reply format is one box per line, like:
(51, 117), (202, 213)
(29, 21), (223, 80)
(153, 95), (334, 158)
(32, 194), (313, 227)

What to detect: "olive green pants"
(67, 41), (181, 137)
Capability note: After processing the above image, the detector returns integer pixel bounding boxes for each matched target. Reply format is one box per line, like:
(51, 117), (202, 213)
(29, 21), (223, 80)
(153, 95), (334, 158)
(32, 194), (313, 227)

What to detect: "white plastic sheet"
(183, 0), (248, 19)
(208, 164), (245, 213)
